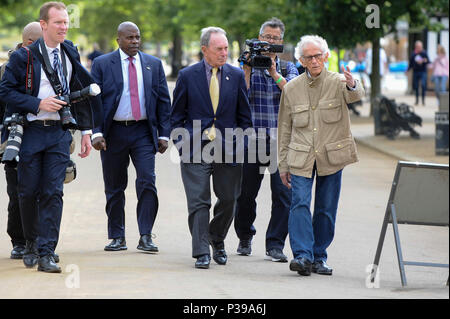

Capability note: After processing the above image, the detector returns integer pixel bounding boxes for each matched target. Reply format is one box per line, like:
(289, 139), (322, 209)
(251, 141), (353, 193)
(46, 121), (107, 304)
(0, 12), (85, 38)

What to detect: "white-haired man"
(278, 35), (364, 276)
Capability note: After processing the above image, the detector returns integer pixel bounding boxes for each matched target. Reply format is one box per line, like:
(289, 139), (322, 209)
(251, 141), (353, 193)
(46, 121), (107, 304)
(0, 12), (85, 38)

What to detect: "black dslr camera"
(1, 113), (27, 163)
(56, 83), (101, 130)
(238, 39), (284, 69)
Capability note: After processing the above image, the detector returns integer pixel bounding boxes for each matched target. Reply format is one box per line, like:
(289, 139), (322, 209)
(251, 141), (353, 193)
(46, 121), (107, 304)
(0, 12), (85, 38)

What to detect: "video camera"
(1, 113), (27, 163)
(238, 39), (284, 69)
(56, 83), (101, 130)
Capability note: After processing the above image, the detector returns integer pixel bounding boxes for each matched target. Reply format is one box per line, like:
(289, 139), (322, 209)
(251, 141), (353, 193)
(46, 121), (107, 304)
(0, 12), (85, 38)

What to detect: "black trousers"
(4, 162), (25, 247)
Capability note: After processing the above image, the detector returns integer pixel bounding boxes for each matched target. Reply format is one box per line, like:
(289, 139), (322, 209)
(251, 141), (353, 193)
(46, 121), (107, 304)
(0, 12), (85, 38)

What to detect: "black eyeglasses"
(302, 53), (323, 62)
(260, 34), (282, 41)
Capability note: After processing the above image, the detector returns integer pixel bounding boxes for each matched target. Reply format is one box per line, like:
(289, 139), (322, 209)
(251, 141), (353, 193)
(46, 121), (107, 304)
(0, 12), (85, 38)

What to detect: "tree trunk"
(170, 31), (183, 79)
(370, 38), (382, 135)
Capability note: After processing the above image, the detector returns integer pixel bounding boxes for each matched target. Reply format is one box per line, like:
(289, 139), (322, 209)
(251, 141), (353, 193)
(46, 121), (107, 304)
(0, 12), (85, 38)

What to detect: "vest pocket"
(287, 142), (311, 169)
(325, 138), (353, 165)
(320, 99), (342, 123)
(291, 104), (310, 127)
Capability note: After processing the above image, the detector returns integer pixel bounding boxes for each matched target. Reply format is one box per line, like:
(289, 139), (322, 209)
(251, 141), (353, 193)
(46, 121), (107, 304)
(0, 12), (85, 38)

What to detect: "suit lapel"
(216, 64), (231, 115)
(195, 61), (213, 114)
(139, 51), (152, 108)
(111, 50), (124, 93)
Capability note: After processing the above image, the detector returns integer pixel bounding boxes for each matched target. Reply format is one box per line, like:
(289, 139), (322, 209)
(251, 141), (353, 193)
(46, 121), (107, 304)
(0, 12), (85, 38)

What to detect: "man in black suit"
(171, 26), (252, 269)
(91, 22), (171, 253)
(0, 1), (102, 273)
(0, 22), (42, 261)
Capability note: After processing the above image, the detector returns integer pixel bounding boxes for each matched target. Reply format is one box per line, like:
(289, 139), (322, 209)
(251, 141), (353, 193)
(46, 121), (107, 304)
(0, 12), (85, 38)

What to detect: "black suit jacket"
(0, 39), (103, 139)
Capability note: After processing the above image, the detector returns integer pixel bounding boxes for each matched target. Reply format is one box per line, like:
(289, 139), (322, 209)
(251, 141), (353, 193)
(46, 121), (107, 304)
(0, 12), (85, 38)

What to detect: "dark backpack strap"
(279, 59), (288, 78)
(22, 46), (33, 95)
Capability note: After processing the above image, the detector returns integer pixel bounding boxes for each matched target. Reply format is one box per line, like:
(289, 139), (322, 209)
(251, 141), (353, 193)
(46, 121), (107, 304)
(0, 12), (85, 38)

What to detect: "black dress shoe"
(210, 241), (227, 265)
(195, 255), (211, 269)
(53, 253), (60, 263)
(137, 234), (158, 253)
(104, 238), (127, 251)
(289, 257), (312, 276)
(10, 245), (26, 259)
(23, 240), (39, 268)
(37, 254), (61, 273)
(312, 260), (333, 275)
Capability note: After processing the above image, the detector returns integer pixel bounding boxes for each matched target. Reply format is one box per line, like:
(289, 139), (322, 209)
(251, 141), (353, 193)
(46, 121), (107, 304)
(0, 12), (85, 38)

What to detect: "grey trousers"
(180, 162), (243, 258)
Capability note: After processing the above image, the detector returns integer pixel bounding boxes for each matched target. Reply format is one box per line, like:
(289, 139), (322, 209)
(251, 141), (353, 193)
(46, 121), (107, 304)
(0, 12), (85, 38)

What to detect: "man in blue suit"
(91, 22), (171, 253)
(171, 27), (252, 269)
(0, 2), (102, 273)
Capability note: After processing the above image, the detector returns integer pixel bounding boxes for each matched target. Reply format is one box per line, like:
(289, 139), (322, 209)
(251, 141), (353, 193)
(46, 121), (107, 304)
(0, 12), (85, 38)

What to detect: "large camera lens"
(1, 123), (23, 163)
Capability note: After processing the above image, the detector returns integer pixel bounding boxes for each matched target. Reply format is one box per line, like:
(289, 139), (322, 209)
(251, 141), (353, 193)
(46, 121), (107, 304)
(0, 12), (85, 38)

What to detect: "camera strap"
(28, 38), (68, 96)
(22, 46), (33, 95)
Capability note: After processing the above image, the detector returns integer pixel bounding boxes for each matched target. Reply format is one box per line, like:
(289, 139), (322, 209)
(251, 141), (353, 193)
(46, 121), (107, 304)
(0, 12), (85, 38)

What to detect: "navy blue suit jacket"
(90, 50), (171, 151)
(171, 61), (252, 162)
(0, 39), (103, 143)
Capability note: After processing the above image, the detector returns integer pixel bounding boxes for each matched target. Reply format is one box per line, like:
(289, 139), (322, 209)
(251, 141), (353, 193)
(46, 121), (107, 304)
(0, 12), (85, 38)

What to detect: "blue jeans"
(432, 75), (448, 105)
(289, 167), (342, 263)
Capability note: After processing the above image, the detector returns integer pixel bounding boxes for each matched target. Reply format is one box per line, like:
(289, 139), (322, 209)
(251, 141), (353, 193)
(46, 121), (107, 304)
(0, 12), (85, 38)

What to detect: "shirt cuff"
(158, 136), (169, 141)
(91, 132), (103, 141)
(81, 130), (92, 136)
(346, 81), (357, 91)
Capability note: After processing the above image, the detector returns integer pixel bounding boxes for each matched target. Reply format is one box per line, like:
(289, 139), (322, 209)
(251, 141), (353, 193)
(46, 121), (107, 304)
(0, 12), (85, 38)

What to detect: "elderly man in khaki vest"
(278, 35), (364, 276)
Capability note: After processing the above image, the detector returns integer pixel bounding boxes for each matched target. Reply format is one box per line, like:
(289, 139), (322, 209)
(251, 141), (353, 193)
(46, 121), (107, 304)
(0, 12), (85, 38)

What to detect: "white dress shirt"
(28, 43), (72, 122)
(114, 48), (147, 121)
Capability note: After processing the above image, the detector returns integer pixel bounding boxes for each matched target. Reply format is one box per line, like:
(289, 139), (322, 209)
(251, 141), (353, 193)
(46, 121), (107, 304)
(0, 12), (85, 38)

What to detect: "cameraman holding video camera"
(234, 18), (298, 262)
(0, 2), (102, 273)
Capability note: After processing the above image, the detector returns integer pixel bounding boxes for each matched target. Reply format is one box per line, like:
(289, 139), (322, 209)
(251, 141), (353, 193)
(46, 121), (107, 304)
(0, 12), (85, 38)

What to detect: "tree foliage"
(0, 0), (448, 78)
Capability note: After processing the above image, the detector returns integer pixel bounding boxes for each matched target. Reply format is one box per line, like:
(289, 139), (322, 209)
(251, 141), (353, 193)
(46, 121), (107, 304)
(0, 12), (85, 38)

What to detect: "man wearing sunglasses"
(234, 18), (298, 263)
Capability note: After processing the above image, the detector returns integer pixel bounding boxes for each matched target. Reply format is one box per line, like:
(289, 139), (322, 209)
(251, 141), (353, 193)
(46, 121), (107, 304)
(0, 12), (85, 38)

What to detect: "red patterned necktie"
(128, 56), (141, 120)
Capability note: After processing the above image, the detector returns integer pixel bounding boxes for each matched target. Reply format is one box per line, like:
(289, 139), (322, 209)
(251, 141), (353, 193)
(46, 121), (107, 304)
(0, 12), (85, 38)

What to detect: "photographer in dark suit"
(0, 2), (102, 273)
(0, 22), (42, 260)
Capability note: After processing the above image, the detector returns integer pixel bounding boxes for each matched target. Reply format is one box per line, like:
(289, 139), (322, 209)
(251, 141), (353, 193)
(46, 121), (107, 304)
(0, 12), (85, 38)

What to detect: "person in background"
(0, 22), (42, 261)
(407, 40), (429, 106)
(234, 18), (298, 263)
(430, 44), (449, 107)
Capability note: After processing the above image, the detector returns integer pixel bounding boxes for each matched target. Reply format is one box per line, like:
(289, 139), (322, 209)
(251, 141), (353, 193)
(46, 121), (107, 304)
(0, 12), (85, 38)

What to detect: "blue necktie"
(52, 48), (68, 95)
